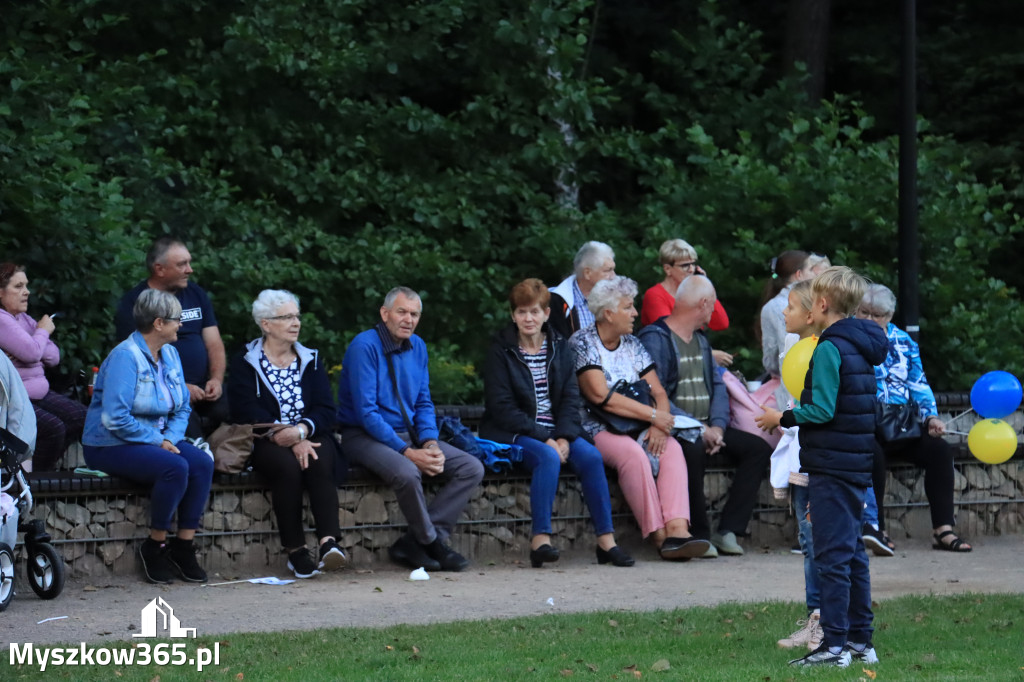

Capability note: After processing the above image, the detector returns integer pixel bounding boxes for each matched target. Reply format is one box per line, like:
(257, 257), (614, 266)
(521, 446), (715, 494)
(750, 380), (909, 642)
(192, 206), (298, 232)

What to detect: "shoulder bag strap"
(385, 352), (421, 447)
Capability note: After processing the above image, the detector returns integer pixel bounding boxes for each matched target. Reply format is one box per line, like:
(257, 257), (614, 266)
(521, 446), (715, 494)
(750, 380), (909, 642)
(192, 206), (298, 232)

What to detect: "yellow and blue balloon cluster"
(968, 371), (1021, 464)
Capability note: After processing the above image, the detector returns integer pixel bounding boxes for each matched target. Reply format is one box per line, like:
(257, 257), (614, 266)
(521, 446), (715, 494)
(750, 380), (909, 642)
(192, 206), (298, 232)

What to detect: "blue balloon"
(970, 371), (1023, 419)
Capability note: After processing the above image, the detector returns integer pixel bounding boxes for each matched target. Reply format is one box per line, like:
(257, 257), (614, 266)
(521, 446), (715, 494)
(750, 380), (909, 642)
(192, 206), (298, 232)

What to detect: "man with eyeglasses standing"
(337, 286), (484, 572)
(115, 235), (227, 438)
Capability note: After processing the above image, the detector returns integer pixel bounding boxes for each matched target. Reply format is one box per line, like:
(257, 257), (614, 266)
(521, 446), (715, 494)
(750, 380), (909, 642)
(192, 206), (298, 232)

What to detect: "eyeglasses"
(673, 261), (698, 270)
(161, 317), (181, 323)
(267, 313), (301, 322)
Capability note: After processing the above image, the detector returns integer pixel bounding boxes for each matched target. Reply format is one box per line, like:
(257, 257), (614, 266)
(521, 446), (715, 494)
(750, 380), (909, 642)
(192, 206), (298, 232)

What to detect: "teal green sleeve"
(789, 341), (841, 425)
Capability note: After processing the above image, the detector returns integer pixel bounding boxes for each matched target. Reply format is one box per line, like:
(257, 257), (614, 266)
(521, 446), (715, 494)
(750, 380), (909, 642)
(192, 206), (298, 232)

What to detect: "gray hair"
(145, 235), (185, 274)
(133, 288), (182, 332)
(588, 275), (637, 320)
(383, 286), (421, 309)
(675, 274), (715, 307)
(252, 289), (300, 326)
(573, 241), (615, 277)
(862, 283), (897, 315)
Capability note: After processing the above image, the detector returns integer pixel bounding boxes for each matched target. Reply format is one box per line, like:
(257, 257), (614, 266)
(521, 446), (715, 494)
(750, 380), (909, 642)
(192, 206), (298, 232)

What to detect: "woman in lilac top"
(0, 263), (86, 471)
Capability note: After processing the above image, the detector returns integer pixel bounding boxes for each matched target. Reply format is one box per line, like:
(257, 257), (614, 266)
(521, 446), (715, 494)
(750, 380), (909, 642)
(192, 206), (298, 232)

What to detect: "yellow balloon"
(782, 336), (818, 398)
(967, 418), (1018, 464)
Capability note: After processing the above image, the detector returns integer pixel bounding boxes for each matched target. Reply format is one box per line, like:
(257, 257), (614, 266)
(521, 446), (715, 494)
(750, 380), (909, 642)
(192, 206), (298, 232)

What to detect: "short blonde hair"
(658, 239), (697, 266)
(789, 280), (815, 313)
(811, 266), (867, 317)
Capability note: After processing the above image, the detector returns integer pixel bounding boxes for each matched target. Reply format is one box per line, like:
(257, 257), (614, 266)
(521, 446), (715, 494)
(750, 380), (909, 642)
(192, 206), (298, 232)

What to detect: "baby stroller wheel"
(0, 542), (14, 612)
(26, 543), (64, 600)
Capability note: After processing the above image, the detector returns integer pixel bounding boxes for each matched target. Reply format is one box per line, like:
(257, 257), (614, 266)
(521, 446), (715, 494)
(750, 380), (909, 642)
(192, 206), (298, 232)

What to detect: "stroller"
(1, 426), (65, 611)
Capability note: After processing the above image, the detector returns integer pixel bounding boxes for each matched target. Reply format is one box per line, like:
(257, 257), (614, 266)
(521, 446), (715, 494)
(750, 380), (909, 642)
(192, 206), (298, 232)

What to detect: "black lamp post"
(897, 0), (920, 341)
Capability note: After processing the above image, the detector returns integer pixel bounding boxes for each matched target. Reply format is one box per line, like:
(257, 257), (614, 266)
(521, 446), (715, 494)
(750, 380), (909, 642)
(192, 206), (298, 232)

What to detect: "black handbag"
(875, 401), (921, 443)
(586, 379), (653, 435)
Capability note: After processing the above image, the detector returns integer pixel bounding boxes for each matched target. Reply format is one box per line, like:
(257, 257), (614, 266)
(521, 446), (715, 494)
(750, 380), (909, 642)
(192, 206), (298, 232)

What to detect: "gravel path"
(2, 535), (1020, 646)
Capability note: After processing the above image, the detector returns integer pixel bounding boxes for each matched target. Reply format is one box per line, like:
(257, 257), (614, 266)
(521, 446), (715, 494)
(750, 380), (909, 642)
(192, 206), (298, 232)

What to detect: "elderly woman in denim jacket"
(856, 284), (970, 553)
(83, 289), (213, 584)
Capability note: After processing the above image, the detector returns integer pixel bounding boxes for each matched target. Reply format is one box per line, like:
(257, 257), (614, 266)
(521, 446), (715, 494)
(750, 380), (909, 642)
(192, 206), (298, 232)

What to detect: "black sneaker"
(318, 539), (348, 571)
(287, 547), (320, 579)
(861, 524), (895, 557)
(168, 538), (208, 583)
(789, 643), (852, 667)
(388, 534), (441, 572)
(139, 538), (174, 585)
(425, 538), (470, 572)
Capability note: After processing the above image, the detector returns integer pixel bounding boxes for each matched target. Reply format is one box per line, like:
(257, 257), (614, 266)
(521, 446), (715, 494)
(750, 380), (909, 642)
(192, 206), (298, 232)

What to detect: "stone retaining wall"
(26, 403), (1024, 578)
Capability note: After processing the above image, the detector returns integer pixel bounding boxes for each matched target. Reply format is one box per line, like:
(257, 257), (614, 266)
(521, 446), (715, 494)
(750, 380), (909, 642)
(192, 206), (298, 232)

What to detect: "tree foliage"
(1, 0), (1021, 401)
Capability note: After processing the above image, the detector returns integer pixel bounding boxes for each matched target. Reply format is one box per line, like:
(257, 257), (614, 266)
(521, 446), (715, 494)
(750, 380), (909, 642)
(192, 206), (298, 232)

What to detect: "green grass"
(8, 594), (1024, 681)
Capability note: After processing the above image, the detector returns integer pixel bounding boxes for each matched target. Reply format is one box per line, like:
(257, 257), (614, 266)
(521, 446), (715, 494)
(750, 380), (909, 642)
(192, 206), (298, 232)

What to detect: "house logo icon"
(132, 597), (197, 639)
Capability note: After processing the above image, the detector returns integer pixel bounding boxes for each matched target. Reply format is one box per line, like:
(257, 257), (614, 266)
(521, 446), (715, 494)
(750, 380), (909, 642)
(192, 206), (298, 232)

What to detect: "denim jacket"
(83, 332), (191, 447)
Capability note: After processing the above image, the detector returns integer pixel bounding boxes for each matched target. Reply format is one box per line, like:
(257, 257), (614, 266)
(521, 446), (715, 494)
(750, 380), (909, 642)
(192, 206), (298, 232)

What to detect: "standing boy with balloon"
(756, 267), (888, 667)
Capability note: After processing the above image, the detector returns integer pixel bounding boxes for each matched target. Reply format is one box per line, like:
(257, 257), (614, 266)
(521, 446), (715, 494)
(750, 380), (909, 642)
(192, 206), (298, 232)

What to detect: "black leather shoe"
(426, 538), (470, 572)
(388, 534), (441, 572)
(529, 544), (560, 568)
(596, 545), (635, 567)
(659, 537), (711, 561)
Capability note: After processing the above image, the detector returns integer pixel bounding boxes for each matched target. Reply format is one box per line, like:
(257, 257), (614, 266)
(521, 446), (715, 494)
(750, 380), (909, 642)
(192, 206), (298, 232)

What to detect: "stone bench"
(25, 396), (1024, 578)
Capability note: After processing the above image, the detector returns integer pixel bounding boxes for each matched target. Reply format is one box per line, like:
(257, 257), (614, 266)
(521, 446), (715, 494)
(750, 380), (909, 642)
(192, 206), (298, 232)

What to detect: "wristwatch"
(296, 423), (308, 440)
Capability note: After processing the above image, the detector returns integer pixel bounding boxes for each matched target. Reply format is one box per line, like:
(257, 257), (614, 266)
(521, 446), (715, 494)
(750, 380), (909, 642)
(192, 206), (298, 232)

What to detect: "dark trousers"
(341, 427), (484, 545)
(31, 391), (87, 471)
(678, 427), (772, 539)
(871, 434), (956, 531)
(185, 393), (230, 439)
(809, 473), (873, 648)
(84, 440), (213, 531)
(250, 436), (344, 549)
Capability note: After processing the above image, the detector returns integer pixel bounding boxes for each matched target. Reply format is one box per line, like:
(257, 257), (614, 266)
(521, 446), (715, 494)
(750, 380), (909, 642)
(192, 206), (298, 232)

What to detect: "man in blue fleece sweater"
(337, 287), (484, 572)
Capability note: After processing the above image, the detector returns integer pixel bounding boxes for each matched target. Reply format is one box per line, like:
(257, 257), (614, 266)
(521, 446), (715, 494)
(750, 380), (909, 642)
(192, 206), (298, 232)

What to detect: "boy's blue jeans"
(808, 473), (874, 648)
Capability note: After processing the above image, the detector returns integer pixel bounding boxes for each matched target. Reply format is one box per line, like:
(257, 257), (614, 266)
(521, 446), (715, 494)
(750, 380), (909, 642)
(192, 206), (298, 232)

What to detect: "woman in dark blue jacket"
(480, 279), (632, 568)
(227, 289), (347, 579)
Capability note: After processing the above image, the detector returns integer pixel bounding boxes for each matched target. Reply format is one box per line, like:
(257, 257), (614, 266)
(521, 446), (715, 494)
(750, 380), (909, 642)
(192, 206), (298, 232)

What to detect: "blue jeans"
(518, 436), (614, 537)
(862, 485), (879, 528)
(809, 473), (874, 648)
(84, 441), (213, 531)
(792, 484), (819, 612)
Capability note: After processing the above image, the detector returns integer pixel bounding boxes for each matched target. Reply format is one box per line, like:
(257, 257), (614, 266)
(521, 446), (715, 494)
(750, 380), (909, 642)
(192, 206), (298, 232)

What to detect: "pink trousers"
(594, 431), (690, 537)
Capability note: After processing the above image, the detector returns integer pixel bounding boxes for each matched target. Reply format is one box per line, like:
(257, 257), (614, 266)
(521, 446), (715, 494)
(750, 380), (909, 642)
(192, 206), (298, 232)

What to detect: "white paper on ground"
(248, 576), (295, 585)
(409, 567), (430, 581)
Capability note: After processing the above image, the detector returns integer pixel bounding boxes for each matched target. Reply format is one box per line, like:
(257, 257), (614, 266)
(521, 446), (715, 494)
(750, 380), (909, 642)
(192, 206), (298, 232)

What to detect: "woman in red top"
(640, 240), (731, 365)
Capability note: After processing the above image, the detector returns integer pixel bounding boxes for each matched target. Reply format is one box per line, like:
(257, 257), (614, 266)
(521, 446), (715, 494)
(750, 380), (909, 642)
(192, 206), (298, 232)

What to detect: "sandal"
(882, 531), (896, 552)
(932, 530), (972, 552)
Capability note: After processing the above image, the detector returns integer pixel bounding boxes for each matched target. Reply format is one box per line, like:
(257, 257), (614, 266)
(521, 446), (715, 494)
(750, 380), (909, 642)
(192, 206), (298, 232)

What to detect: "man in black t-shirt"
(114, 236), (228, 437)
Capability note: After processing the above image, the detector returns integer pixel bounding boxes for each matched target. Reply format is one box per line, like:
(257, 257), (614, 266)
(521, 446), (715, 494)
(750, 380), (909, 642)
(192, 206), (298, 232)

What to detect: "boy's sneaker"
(318, 539), (348, 571)
(777, 613), (822, 649)
(862, 524), (895, 557)
(789, 643), (852, 668)
(139, 538), (174, 585)
(168, 538), (208, 583)
(287, 547), (320, 579)
(847, 642), (879, 663)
